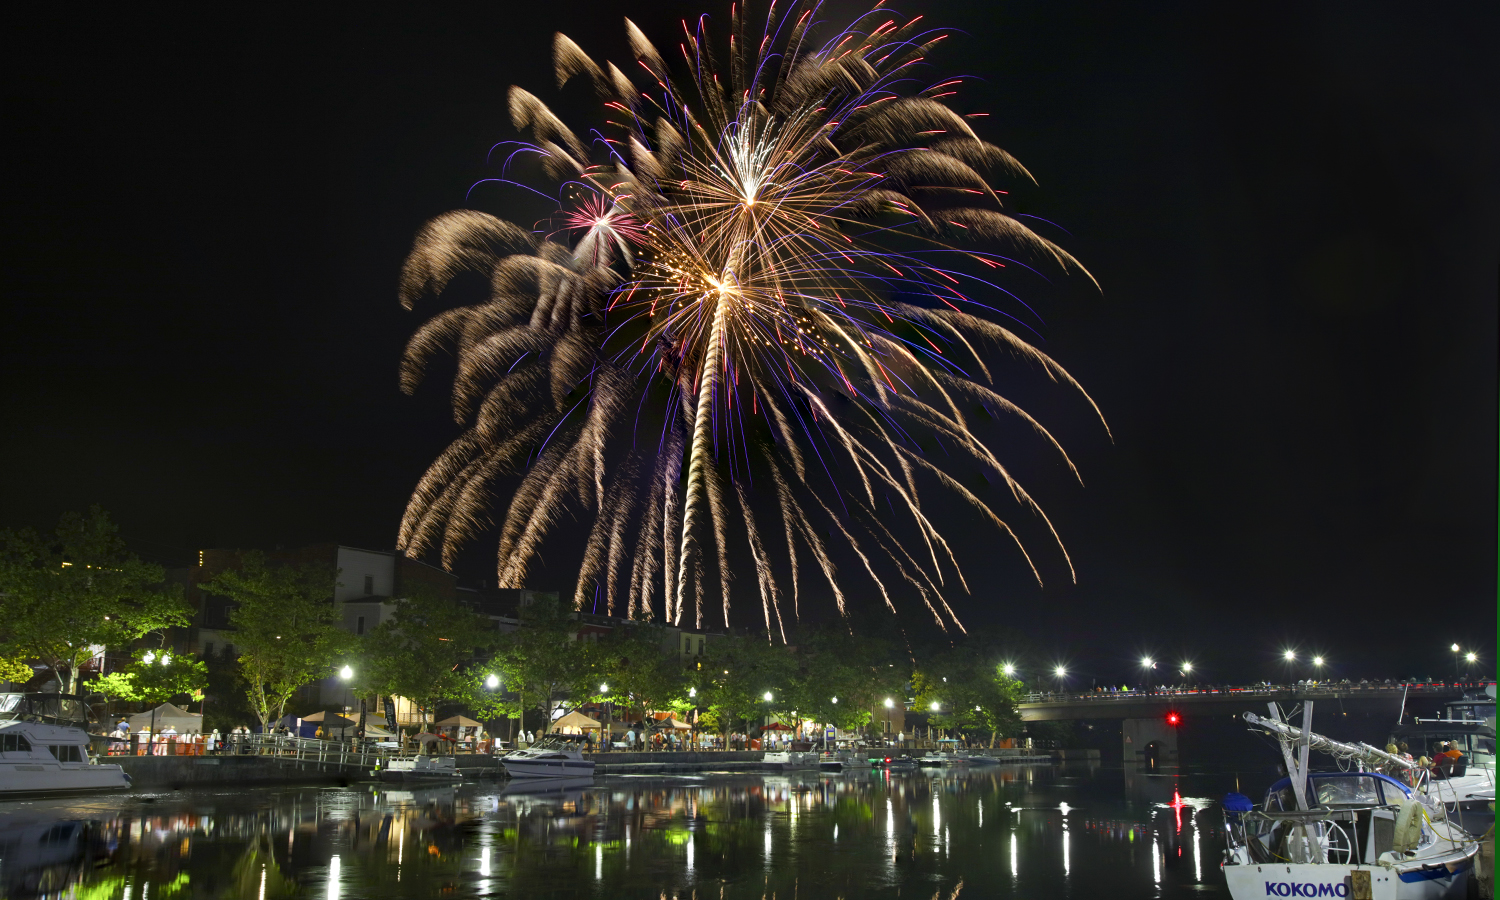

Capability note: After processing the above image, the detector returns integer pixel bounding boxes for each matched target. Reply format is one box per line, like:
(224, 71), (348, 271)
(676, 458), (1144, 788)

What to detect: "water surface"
(0, 763), (1243, 898)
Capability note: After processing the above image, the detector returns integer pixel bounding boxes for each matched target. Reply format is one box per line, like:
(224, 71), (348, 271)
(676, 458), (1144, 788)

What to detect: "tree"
(787, 630), (908, 741)
(696, 636), (793, 743)
(489, 595), (595, 736)
(0, 656), (33, 686)
(912, 647), (1024, 745)
(94, 648), (208, 708)
(358, 589), (498, 729)
(0, 507), (190, 694)
(198, 551), (348, 730)
(597, 625), (690, 739)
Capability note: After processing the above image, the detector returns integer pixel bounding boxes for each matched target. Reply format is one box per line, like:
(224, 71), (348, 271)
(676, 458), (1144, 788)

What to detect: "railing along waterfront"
(1020, 679), (1494, 705)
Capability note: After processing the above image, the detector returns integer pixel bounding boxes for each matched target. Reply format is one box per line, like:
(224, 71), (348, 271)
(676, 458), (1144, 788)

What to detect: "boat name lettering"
(1264, 883), (1347, 897)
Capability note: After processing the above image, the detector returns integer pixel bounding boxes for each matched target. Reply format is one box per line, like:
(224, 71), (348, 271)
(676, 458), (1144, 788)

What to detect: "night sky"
(3, 2), (1495, 684)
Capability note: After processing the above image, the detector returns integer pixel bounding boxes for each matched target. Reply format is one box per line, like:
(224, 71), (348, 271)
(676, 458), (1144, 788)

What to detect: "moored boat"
(376, 754), (459, 782)
(501, 734), (596, 778)
(1221, 707), (1479, 900)
(0, 719), (130, 796)
(762, 750), (818, 770)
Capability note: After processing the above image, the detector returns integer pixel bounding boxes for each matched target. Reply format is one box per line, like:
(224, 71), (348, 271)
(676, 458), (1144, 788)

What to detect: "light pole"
(1140, 656), (1157, 692)
(338, 665), (354, 741)
(1452, 644), (1461, 681)
(827, 696), (838, 749)
(1053, 665), (1067, 693)
(1464, 652), (1478, 683)
(1282, 649), (1297, 686)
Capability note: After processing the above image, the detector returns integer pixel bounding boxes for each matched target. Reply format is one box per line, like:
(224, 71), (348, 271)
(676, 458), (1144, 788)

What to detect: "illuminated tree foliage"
(0, 507), (189, 694)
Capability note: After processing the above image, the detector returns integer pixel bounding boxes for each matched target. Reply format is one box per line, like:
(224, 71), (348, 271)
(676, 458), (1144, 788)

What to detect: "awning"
(434, 715), (481, 728)
(552, 711), (602, 730)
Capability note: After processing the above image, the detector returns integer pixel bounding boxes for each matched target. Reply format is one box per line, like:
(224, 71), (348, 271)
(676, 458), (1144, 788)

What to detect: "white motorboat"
(0, 719), (130, 796)
(501, 734), (596, 778)
(762, 750), (818, 770)
(1388, 717), (1495, 820)
(918, 750), (970, 767)
(1221, 707), (1479, 900)
(376, 754), (459, 782)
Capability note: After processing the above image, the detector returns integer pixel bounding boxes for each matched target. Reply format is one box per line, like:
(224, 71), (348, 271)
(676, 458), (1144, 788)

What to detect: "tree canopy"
(0, 507), (190, 693)
(199, 551), (348, 728)
(93, 648), (208, 708)
(357, 588), (498, 727)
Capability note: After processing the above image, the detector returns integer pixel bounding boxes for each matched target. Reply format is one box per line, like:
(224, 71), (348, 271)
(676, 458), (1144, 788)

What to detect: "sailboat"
(1220, 702), (1480, 900)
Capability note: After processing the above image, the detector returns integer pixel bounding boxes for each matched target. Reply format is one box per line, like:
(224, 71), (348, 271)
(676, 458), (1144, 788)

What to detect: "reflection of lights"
(1063, 822), (1070, 876)
(686, 834), (694, 872)
(1010, 832), (1018, 880)
(1152, 836), (1161, 883)
(258, 865), (267, 900)
(1193, 812), (1202, 881)
(327, 855), (341, 900)
(480, 846), (490, 877)
(595, 842), (602, 882)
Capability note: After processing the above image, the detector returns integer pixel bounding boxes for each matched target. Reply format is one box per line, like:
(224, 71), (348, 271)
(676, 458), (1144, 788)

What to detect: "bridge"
(1016, 681), (1494, 767)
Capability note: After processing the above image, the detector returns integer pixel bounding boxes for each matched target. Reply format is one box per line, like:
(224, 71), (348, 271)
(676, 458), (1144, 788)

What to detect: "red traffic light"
(1165, 711), (1181, 726)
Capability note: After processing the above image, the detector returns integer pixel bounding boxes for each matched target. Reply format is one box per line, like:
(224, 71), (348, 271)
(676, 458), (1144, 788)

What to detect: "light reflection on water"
(0, 764), (1234, 898)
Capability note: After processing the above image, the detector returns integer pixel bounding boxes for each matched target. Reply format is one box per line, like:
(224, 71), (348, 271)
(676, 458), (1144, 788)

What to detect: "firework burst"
(395, 3), (1107, 636)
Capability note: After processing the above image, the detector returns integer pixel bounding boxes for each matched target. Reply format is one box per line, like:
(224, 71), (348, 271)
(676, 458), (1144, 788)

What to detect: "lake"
(0, 763), (1254, 898)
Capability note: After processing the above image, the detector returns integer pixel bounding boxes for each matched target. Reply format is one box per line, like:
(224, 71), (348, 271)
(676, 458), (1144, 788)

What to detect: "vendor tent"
(128, 703), (203, 733)
(760, 722), (792, 732)
(663, 718), (693, 730)
(301, 711), (354, 726)
(433, 715), (481, 728)
(552, 711), (602, 732)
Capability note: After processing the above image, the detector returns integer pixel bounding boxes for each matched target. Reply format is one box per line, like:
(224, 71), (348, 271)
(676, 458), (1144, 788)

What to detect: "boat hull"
(502, 758), (596, 778)
(1223, 862), (1470, 900)
(0, 762), (130, 796)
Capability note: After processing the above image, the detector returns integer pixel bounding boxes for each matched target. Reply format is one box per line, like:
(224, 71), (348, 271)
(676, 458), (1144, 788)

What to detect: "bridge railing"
(1020, 680), (1495, 705)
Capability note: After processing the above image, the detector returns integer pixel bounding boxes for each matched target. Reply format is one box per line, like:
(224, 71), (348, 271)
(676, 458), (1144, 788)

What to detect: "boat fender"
(1392, 799), (1423, 854)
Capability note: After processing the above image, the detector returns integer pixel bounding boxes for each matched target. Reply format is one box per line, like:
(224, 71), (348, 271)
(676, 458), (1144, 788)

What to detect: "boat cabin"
(0, 694), (92, 728)
(1262, 771), (1412, 812)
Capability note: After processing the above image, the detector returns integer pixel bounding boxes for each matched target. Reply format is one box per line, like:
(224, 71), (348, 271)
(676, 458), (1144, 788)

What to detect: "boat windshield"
(1266, 772), (1411, 810)
(530, 734), (589, 751)
(0, 693), (89, 727)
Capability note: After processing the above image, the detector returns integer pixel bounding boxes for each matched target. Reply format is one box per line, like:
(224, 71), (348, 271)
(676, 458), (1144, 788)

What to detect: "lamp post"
(1140, 656), (1157, 693)
(337, 665), (354, 741)
(1464, 652), (1477, 683)
(1282, 649), (1297, 686)
(1053, 665), (1067, 693)
(599, 683), (609, 751)
(1451, 644), (1461, 681)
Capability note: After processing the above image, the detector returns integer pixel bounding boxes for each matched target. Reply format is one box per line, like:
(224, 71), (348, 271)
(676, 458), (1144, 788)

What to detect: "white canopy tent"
(127, 702), (203, 734)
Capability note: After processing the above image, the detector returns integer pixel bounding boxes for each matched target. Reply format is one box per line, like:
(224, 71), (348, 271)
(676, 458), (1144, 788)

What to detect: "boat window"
(1376, 779), (1410, 804)
(1313, 776), (1381, 807)
(0, 733), (31, 753)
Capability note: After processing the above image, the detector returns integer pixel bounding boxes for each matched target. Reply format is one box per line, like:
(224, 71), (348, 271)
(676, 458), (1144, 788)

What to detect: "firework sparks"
(395, 3), (1107, 634)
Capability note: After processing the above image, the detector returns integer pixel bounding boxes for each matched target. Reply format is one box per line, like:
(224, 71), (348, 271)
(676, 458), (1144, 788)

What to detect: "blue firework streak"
(395, 2), (1107, 636)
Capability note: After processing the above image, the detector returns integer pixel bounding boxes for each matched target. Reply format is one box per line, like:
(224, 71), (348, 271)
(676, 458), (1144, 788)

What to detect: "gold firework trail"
(395, 3), (1108, 633)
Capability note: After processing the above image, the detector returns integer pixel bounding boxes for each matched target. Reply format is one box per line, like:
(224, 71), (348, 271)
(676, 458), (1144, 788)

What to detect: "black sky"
(2, 1), (1495, 683)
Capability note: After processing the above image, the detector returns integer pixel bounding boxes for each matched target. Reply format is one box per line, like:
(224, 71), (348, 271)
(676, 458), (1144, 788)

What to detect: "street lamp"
(763, 691), (774, 702)
(883, 697), (894, 708)
(1181, 662), (1193, 675)
(339, 665), (353, 681)
(930, 701), (940, 711)
(689, 687), (697, 698)
(1451, 644), (1462, 680)
(1053, 665), (1067, 692)
(1002, 663), (1016, 677)
(485, 673), (500, 690)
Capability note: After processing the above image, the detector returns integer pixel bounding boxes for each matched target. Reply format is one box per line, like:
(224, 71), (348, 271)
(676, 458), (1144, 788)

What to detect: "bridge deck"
(1018, 681), (1491, 721)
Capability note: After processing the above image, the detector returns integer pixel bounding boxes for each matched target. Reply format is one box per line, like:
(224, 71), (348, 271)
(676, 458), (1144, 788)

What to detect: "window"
(883, 720), (891, 733)
(364, 575), (374, 595)
(46, 745), (82, 763)
(356, 616), (365, 636)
